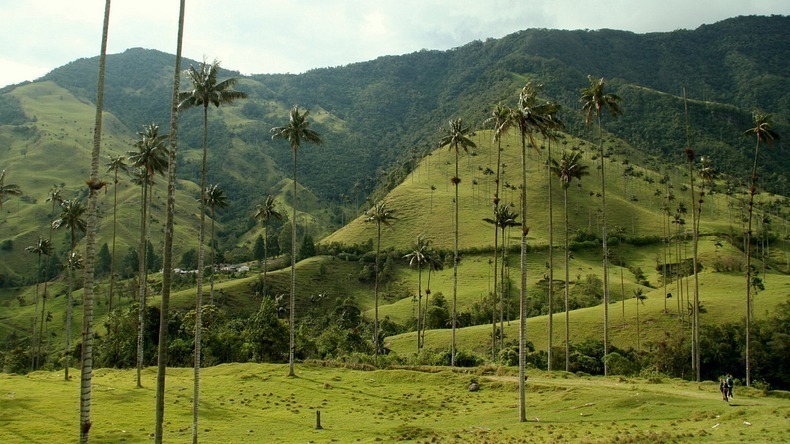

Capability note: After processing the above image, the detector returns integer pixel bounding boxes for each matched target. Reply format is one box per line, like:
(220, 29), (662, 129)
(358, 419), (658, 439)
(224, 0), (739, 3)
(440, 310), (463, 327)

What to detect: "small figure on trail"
(726, 374), (734, 399)
(719, 378), (729, 402)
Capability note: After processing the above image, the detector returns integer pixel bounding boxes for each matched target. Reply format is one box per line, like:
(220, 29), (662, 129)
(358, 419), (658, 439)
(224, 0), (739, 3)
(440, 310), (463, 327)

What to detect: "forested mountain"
(1, 15), (788, 282)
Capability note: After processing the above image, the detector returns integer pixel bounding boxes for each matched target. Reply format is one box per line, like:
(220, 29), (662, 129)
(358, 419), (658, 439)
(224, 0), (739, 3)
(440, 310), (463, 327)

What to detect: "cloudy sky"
(1, 0), (787, 88)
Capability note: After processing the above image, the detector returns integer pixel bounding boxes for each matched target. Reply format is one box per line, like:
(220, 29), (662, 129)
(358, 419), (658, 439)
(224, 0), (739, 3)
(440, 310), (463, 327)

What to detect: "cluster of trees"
(2, 8), (789, 442)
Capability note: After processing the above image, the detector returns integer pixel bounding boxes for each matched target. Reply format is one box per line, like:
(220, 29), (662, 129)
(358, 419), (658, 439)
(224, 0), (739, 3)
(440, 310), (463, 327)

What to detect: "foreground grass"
(1, 363), (787, 443)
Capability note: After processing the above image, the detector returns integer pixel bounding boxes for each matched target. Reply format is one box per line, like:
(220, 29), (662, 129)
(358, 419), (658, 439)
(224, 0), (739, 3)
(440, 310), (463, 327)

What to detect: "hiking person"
(726, 374), (734, 398)
(719, 378), (729, 401)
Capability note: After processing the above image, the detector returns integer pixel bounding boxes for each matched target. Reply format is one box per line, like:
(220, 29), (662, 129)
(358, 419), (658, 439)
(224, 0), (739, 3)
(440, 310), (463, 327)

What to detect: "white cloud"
(0, 0), (787, 88)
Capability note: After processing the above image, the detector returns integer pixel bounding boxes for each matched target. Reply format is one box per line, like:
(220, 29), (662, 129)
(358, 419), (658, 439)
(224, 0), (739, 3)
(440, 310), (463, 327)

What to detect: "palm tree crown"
(178, 59), (248, 111)
(0, 169), (22, 211)
(128, 124), (169, 181)
(580, 75), (623, 125)
(551, 150), (590, 188)
(53, 199), (88, 247)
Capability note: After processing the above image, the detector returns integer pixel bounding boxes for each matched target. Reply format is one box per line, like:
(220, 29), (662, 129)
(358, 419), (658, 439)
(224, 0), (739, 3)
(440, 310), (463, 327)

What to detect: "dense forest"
(9, 14), (787, 204)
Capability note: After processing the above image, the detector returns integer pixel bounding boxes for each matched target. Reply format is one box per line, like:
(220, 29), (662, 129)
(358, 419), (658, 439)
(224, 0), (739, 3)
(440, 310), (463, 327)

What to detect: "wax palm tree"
(404, 235), (430, 352)
(105, 155), (128, 312)
(541, 104), (564, 371)
(633, 288), (646, 352)
(0, 169), (22, 212)
(253, 195), (284, 296)
(483, 203), (520, 354)
(742, 111), (780, 387)
(422, 247), (444, 347)
(52, 198), (87, 381)
(271, 105), (322, 377)
(128, 123), (168, 388)
(438, 117), (476, 367)
(179, 60), (246, 436)
(204, 183), (227, 304)
(364, 201), (398, 361)
(550, 150), (589, 371)
(26, 237), (53, 371)
(580, 75), (622, 376)
(682, 91), (703, 382)
(511, 82), (554, 421)
(39, 187), (63, 367)
(80, 3), (112, 438)
(483, 103), (513, 358)
(155, 2), (185, 440)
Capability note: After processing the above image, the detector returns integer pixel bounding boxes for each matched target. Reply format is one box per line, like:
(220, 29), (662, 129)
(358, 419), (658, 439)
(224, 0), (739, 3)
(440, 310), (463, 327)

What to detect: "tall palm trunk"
(263, 227), (269, 295)
(500, 224), (507, 349)
(109, 167), (119, 313)
(745, 139), (761, 388)
(31, 255), (42, 372)
(688, 155), (700, 382)
(597, 114), (610, 376)
(39, 194), (60, 368)
(416, 264), (422, 352)
(518, 130), (528, 422)
(288, 147), (298, 377)
(492, 133), (503, 360)
(491, 222), (499, 360)
(209, 207), (216, 304)
(136, 178), (148, 388)
(193, 104), (209, 442)
(563, 187), (571, 372)
(374, 223), (381, 361)
(155, 2), (184, 440)
(546, 137), (554, 371)
(65, 245), (74, 381)
(452, 148), (459, 367)
(80, 2), (110, 440)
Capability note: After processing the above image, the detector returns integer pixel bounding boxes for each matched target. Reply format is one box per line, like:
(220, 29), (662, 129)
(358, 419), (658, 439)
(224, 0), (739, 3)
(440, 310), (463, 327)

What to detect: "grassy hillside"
(1, 363), (787, 443)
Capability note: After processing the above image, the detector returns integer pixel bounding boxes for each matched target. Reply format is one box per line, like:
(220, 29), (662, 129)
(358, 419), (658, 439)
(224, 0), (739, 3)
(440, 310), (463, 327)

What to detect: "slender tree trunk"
(31, 261), (41, 372)
(155, 2), (184, 439)
(598, 115), (610, 376)
(263, 227), (268, 296)
(636, 296), (641, 352)
(193, 105), (209, 443)
(80, 3), (110, 440)
(209, 208), (216, 304)
(492, 221), (499, 360)
(37, 286), (48, 368)
(745, 138), (761, 388)
(136, 179), (148, 388)
(518, 131), (528, 422)
(564, 189), (571, 372)
(417, 265), (422, 353)
(547, 138), (554, 371)
(39, 197), (59, 368)
(493, 136), (503, 360)
(109, 168), (119, 314)
(689, 158), (700, 382)
(374, 223), (381, 362)
(451, 146), (460, 367)
(288, 147), (297, 377)
(500, 225), (507, 348)
(65, 252), (74, 381)
(423, 270), (432, 347)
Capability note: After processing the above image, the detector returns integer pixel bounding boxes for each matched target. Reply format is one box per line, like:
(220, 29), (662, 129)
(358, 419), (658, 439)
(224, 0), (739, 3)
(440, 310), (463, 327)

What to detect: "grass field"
(1, 363), (787, 443)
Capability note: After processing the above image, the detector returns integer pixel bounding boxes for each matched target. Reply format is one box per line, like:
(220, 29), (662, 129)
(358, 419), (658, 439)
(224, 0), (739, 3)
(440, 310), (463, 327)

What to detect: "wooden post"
(315, 410), (322, 429)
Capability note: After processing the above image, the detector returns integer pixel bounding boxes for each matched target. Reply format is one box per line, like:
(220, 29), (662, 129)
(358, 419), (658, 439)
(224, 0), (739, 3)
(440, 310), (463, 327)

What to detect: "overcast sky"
(1, 0), (788, 88)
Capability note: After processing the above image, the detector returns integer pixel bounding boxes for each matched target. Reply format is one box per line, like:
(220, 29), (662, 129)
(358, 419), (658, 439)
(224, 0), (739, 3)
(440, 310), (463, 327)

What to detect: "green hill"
(2, 16), (789, 284)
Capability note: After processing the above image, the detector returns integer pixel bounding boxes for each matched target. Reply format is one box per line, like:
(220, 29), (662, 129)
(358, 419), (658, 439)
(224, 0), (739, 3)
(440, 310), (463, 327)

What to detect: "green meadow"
(1, 363), (787, 443)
